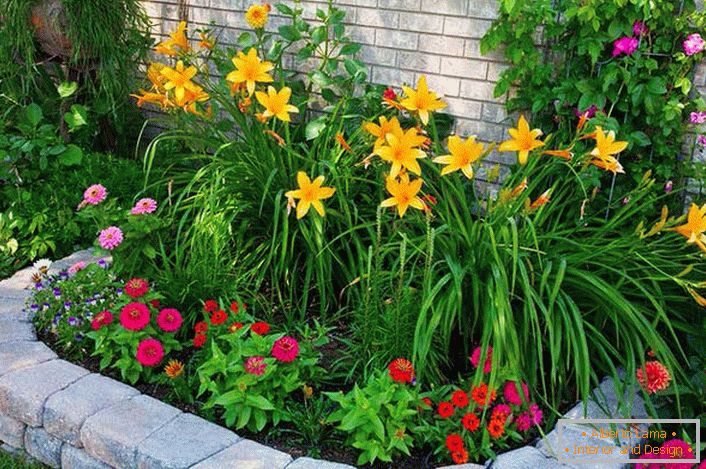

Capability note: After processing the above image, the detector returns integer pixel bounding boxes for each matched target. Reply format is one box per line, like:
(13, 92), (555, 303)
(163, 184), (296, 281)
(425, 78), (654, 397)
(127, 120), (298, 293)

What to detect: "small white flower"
(32, 258), (52, 274)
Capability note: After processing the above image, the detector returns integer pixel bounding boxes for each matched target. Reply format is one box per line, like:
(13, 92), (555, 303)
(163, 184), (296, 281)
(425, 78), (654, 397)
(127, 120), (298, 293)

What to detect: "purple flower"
(67, 316), (78, 327)
(664, 180), (673, 193)
(43, 303), (50, 311)
(612, 36), (639, 57)
(632, 21), (648, 36)
(53, 287), (61, 298)
(59, 271), (69, 281)
(52, 313), (62, 326)
(34, 282), (44, 291)
(97, 258), (108, 268)
(116, 287), (124, 296)
(63, 301), (72, 310)
(697, 135), (706, 147)
(575, 104), (597, 118)
(684, 33), (705, 56)
(30, 304), (39, 313)
(74, 333), (85, 342)
(622, 196), (630, 205)
(690, 111), (706, 124)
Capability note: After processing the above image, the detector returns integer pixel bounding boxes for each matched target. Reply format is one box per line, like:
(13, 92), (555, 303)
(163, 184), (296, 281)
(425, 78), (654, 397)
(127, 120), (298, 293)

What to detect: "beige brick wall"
(140, 0), (514, 174)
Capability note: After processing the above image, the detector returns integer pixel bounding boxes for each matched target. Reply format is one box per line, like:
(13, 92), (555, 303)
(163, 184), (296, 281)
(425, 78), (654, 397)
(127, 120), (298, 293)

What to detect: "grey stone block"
(535, 424), (626, 469)
(138, 413), (239, 468)
(0, 298), (30, 322)
(0, 360), (88, 426)
(0, 269), (33, 299)
(489, 446), (571, 468)
(591, 376), (647, 419)
(0, 341), (56, 377)
(0, 412), (26, 447)
(192, 439), (291, 469)
(49, 249), (99, 274)
(44, 374), (139, 447)
(24, 427), (63, 468)
(0, 320), (35, 342)
(81, 394), (181, 468)
(61, 445), (113, 469)
(437, 464), (486, 468)
(285, 457), (356, 469)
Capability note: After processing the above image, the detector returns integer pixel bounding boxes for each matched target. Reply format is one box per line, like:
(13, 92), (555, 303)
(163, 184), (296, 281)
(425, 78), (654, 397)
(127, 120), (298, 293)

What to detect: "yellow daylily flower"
(363, 116), (404, 149)
(131, 90), (170, 109)
(498, 115), (544, 165)
(226, 48), (274, 96)
(672, 203), (706, 252)
(177, 86), (210, 108)
(400, 75), (447, 125)
(255, 86), (299, 122)
(380, 173), (425, 218)
(155, 21), (190, 56)
(160, 60), (200, 104)
(589, 126), (627, 174)
(529, 189), (551, 210)
(245, 3), (270, 29)
(373, 128), (427, 178)
(433, 135), (485, 179)
(285, 172), (336, 219)
(147, 63), (167, 90)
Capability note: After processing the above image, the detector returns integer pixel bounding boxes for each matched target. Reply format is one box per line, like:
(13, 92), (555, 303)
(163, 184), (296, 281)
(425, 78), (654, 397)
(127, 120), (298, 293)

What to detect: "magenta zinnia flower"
(661, 439), (693, 469)
(83, 184), (107, 205)
(156, 308), (182, 332)
(690, 111), (706, 124)
(470, 345), (492, 374)
(136, 338), (164, 367)
(125, 278), (149, 298)
(503, 380), (529, 406)
(119, 302), (150, 331)
(612, 36), (638, 57)
(528, 402), (543, 425)
(245, 356), (267, 375)
(130, 198), (158, 215)
(632, 21), (648, 36)
(515, 412), (531, 431)
(684, 33), (705, 56)
(98, 226), (123, 250)
(272, 336), (300, 363)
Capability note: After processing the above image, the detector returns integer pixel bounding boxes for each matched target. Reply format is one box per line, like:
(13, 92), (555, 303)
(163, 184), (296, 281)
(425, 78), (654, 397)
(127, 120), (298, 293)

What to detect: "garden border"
(0, 250), (649, 469)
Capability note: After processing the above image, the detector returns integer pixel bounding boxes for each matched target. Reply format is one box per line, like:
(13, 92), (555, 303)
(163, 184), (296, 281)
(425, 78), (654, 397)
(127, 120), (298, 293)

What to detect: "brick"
(419, 34), (465, 57)
(347, 25), (376, 45)
(382, 0), (420, 8)
(0, 298), (29, 322)
(44, 374), (139, 447)
(441, 57), (487, 79)
(444, 17), (492, 38)
(372, 66), (415, 87)
(423, 74), (461, 97)
(487, 61), (510, 81)
(209, 0), (243, 9)
(359, 45), (396, 66)
(444, 97), (482, 120)
(357, 8), (398, 28)
(0, 341), (56, 377)
(61, 445), (112, 469)
(24, 427), (62, 468)
(80, 395), (181, 468)
(0, 360), (88, 427)
(421, 0), (466, 15)
(460, 79), (497, 101)
(398, 51), (440, 73)
(192, 439), (291, 469)
(482, 102), (507, 123)
(375, 29), (417, 50)
(137, 413), (239, 468)
(286, 457), (356, 469)
(398, 12), (444, 34)
(0, 412), (25, 447)
(335, 0), (378, 6)
(455, 119), (505, 141)
(469, 0), (500, 19)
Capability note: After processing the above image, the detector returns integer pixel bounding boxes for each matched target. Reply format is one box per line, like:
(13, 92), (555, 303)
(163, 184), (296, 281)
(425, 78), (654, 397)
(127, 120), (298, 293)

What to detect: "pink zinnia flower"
(528, 402), (543, 425)
(136, 338), (164, 367)
(272, 336), (300, 363)
(661, 439), (693, 469)
(156, 308), (182, 332)
(690, 111), (706, 124)
(245, 356), (267, 375)
(632, 21), (648, 36)
(125, 278), (149, 298)
(98, 226), (123, 250)
(503, 381), (529, 406)
(91, 311), (114, 330)
(698, 135), (706, 147)
(130, 198), (158, 215)
(83, 184), (107, 205)
(515, 412), (531, 431)
(470, 346), (492, 374)
(636, 360), (671, 394)
(612, 36), (639, 57)
(684, 33), (705, 56)
(119, 302), (150, 331)
(68, 261), (86, 275)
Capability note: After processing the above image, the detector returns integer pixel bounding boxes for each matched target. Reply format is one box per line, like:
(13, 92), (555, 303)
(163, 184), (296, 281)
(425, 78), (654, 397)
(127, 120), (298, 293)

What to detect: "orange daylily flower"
(160, 60), (200, 104)
(498, 115), (544, 165)
(433, 135), (486, 179)
(529, 189), (551, 210)
(374, 128), (427, 178)
(510, 178), (528, 198)
(285, 172), (336, 219)
(400, 75), (447, 125)
(199, 32), (215, 50)
(155, 21), (190, 56)
(380, 173), (425, 218)
(265, 129), (285, 146)
(672, 203), (706, 252)
(543, 148), (573, 160)
(336, 133), (353, 153)
(255, 86), (299, 123)
(131, 90), (170, 109)
(226, 48), (274, 96)
(589, 126), (627, 174)
(363, 116), (404, 149)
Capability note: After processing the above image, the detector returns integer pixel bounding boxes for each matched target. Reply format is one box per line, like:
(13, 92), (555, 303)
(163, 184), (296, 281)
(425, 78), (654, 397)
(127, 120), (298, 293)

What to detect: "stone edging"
(0, 250), (649, 469)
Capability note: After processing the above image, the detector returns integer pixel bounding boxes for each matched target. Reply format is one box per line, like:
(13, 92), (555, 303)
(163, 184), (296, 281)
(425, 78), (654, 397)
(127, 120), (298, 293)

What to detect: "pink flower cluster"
(612, 36), (639, 57)
(98, 226), (123, 250)
(131, 198), (158, 215)
(690, 111), (706, 124)
(683, 33), (705, 56)
(83, 184), (107, 205)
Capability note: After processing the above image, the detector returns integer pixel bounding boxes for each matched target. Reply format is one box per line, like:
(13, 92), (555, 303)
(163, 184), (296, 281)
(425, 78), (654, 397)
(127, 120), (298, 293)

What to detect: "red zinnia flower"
(194, 321), (208, 334)
(136, 338), (164, 367)
(91, 310), (114, 330)
(445, 433), (464, 452)
(451, 390), (469, 408)
(437, 401), (454, 419)
(421, 397), (433, 408)
(210, 309), (227, 326)
(461, 412), (480, 432)
(228, 322), (244, 333)
(156, 308), (182, 332)
(149, 299), (160, 309)
(383, 87), (397, 101)
(193, 333), (207, 348)
(470, 383), (496, 408)
(125, 278), (149, 298)
(230, 301), (239, 313)
(251, 321), (270, 335)
(203, 299), (218, 312)
(388, 358), (415, 384)
(487, 418), (505, 439)
(636, 361), (671, 394)
(119, 302), (150, 331)
(451, 448), (469, 465)
(271, 336), (300, 362)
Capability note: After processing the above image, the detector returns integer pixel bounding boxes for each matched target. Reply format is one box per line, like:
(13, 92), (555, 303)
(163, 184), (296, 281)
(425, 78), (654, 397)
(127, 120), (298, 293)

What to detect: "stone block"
(81, 395), (181, 468)
(136, 413), (239, 468)
(24, 427), (63, 468)
(0, 360), (88, 426)
(0, 412), (26, 447)
(0, 269), (34, 299)
(0, 341), (56, 377)
(0, 320), (35, 343)
(0, 298), (29, 322)
(285, 457), (356, 469)
(61, 445), (112, 469)
(489, 446), (570, 468)
(44, 374), (139, 447)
